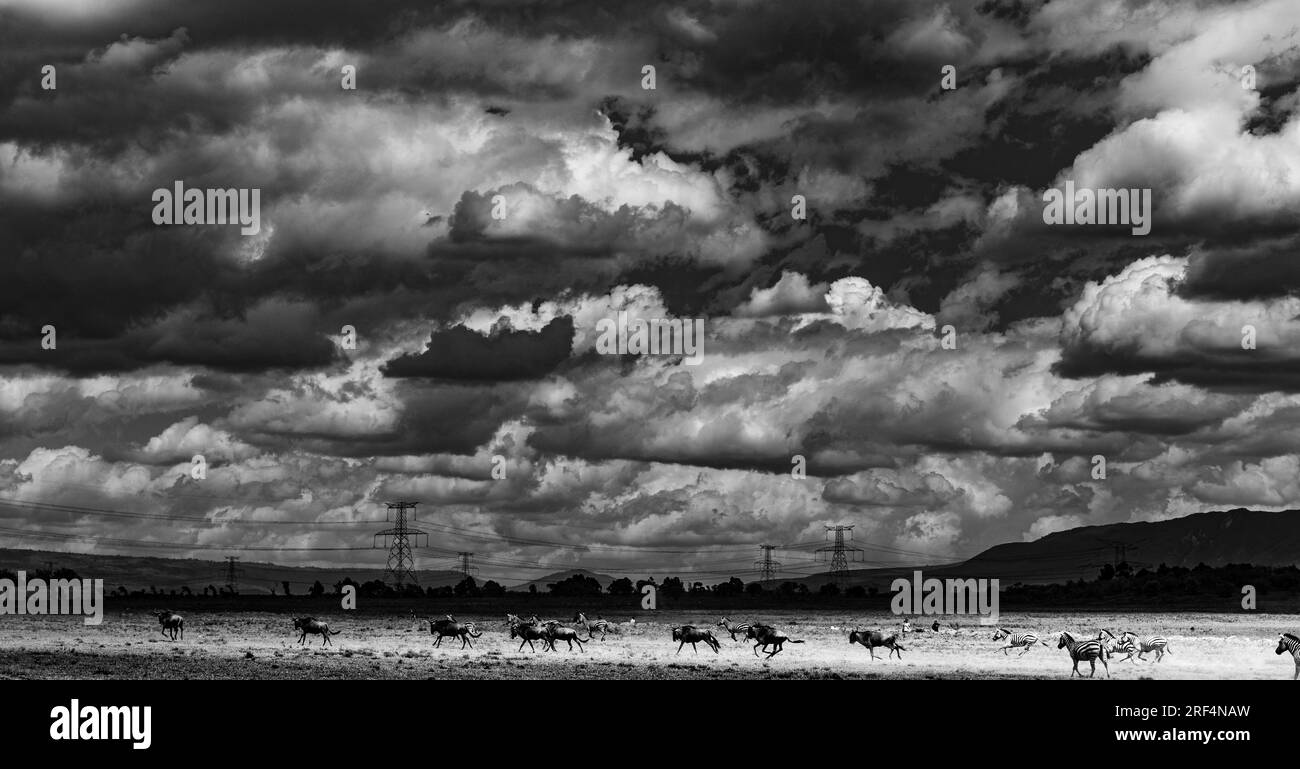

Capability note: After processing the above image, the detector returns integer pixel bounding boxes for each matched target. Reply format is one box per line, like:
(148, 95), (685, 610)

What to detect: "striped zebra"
(1120, 631), (1171, 662)
(573, 612), (611, 640)
(1275, 633), (1300, 680)
(1095, 630), (1137, 663)
(716, 617), (753, 641)
(992, 627), (1048, 656)
(1057, 631), (1110, 678)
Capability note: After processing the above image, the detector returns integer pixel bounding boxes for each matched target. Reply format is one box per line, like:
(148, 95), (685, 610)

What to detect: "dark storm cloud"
(0, 297), (339, 374)
(382, 316), (574, 381)
(1180, 236), (1300, 300)
(1054, 345), (1300, 394)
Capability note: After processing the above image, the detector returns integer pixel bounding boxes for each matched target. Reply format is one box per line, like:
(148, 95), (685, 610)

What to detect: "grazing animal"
(507, 618), (551, 653)
(992, 627), (1048, 656)
(543, 621), (589, 652)
(716, 617), (753, 641)
(849, 629), (905, 660)
(1276, 633), (1300, 680)
(1057, 631), (1109, 678)
(745, 624), (805, 659)
(293, 617), (341, 647)
(671, 625), (720, 654)
(573, 612), (612, 640)
(155, 610), (184, 641)
(424, 618), (482, 649)
(1119, 631), (1170, 662)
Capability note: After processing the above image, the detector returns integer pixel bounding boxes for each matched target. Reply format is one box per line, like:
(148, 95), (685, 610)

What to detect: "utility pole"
(754, 544), (781, 587)
(816, 525), (864, 588)
(373, 501), (428, 588)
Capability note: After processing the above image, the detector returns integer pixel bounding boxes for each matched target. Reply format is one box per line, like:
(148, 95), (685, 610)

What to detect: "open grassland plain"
(0, 610), (1296, 680)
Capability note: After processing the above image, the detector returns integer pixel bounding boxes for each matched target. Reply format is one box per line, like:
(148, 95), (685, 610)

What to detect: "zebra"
(716, 617), (753, 641)
(992, 627), (1048, 656)
(1094, 630), (1136, 663)
(1057, 631), (1110, 678)
(1120, 631), (1171, 662)
(573, 612), (612, 640)
(1276, 633), (1300, 680)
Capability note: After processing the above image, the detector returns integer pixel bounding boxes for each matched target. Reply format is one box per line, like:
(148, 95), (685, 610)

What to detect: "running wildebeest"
(293, 616), (341, 646)
(542, 620), (589, 652)
(507, 615), (551, 652)
(671, 625), (720, 654)
(155, 610), (183, 641)
(849, 629), (905, 660)
(745, 624), (806, 658)
(424, 617), (482, 649)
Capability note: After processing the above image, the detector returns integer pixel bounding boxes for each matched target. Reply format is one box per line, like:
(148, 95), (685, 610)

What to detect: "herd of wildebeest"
(146, 609), (1300, 679)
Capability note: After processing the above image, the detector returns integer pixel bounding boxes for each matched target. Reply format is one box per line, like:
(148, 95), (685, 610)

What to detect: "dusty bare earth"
(1, 610), (1296, 679)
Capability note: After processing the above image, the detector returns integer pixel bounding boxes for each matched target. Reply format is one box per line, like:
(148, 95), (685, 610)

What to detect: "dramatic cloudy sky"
(1, 0), (1299, 583)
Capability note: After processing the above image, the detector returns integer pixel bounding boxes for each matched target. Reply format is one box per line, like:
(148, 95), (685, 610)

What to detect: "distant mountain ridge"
(798, 508), (1300, 588)
(509, 569), (618, 592)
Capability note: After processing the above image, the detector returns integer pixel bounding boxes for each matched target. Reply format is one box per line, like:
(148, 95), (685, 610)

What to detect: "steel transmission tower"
(219, 557), (242, 594)
(816, 525), (864, 587)
(457, 552), (478, 579)
(373, 501), (429, 587)
(754, 544), (782, 586)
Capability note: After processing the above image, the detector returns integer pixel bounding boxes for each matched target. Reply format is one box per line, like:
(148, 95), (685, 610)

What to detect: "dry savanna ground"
(0, 610), (1296, 680)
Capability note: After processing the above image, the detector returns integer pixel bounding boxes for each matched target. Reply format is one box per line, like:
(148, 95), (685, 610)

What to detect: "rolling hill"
(0, 548), (465, 594)
(509, 569), (618, 592)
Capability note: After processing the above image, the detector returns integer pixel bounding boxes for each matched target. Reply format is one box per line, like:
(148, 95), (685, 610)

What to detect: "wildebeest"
(293, 616), (341, 646)
(542, 621), (589, 652)
(849, 629), (905, 660)
(745, 624), (806, 658)
(507, 616), (551, 652)
(671, 625), (720, 654)
(155, 610), (184, 641)
(424, 617), (482, 649)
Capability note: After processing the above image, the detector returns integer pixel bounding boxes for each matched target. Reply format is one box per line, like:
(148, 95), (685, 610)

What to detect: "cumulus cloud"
(3, 0), (1300, 577)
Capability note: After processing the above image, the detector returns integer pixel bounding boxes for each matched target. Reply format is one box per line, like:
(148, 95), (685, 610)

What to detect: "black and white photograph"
(0, 0), (1296, 751)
